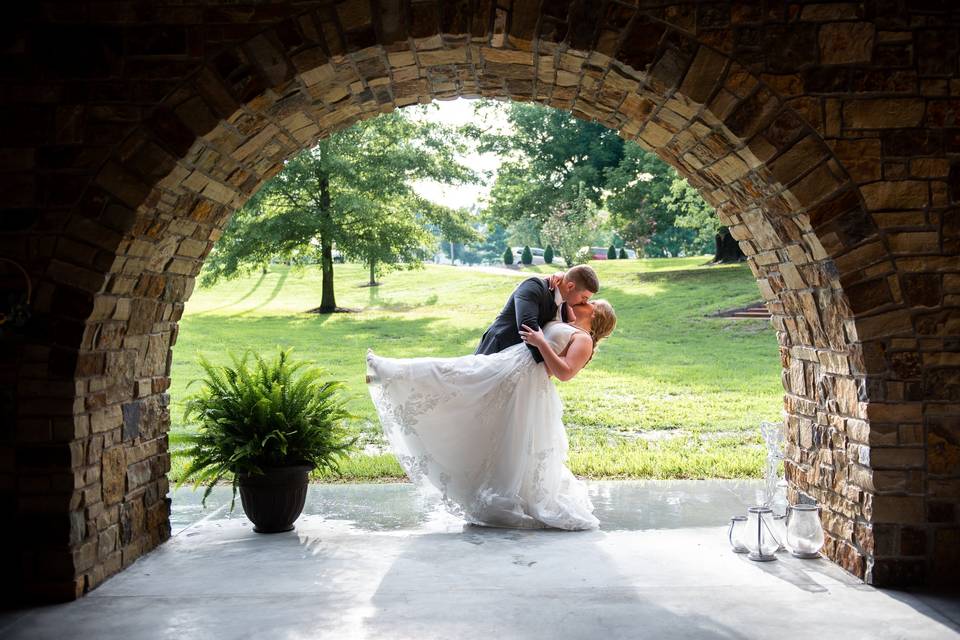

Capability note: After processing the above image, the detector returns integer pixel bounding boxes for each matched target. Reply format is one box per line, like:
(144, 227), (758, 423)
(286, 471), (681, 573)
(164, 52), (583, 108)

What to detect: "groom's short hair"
(564, 265), (599, 293)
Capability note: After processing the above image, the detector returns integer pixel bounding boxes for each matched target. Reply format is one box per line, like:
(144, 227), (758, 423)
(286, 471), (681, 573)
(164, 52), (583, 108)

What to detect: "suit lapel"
(543, 278), (557, 324)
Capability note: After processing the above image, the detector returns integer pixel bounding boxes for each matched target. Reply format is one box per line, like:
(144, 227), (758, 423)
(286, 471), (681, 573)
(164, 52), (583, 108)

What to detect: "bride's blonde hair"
(587, 299), (617, 352)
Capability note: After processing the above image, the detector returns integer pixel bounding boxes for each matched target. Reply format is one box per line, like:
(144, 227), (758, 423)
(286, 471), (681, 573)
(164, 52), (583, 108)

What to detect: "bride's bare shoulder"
(570, 330), (591, 343)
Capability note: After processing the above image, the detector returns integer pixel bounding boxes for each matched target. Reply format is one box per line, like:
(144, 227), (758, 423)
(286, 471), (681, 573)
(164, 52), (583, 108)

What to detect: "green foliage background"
(169, 259), (780, 481)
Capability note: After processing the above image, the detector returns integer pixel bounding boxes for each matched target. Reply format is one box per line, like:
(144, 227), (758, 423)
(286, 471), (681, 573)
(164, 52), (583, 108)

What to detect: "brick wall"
(0, 1), (956, 600)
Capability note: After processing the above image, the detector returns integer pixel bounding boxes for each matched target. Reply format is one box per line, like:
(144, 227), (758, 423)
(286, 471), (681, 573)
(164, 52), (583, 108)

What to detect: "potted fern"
(178, 348), (356, 533)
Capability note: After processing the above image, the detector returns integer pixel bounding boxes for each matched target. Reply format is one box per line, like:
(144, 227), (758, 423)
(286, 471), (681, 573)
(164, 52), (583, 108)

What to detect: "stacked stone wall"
(0, 1), (956, 599)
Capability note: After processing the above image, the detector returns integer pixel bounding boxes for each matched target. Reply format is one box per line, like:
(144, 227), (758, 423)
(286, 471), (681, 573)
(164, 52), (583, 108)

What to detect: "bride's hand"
(519, 324), (547, 348)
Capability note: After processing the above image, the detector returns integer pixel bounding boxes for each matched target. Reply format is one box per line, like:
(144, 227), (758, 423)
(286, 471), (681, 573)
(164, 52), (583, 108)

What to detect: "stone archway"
(1, 2), (956, 601)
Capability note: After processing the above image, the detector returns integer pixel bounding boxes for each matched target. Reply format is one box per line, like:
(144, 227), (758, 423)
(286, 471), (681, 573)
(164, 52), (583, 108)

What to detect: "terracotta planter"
(237, 464), (313, 533)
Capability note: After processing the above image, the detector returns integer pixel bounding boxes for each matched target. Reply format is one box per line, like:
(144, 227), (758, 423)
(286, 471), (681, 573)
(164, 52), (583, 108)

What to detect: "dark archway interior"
(0, 1), (957, 601)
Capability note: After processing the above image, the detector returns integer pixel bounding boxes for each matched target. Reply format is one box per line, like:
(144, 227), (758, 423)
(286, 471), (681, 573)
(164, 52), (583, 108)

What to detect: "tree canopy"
(540, 184), (599, 266)
(604, 143), (714, 258)
(475, 100), (737, 260)
(202, 109), (479, 309)
(476, 101), (624, 226)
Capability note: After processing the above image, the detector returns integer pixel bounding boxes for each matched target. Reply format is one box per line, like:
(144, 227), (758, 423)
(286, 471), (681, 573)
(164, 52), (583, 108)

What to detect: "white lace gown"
(366, 321), (599, 530)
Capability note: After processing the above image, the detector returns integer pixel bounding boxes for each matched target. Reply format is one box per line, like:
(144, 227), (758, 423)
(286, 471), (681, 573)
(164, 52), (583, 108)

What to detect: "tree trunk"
(317, 157), (337, 313)
(318, 238), (336, 312)
(368, 257), (377, 287)
(713, 227), (745, 263)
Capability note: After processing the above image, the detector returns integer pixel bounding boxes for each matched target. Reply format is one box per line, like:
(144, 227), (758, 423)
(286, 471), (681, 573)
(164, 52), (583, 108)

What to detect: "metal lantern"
(745, 506), (779, 562)
(786, 504), (825, 559)
(728, 515), (749, 553)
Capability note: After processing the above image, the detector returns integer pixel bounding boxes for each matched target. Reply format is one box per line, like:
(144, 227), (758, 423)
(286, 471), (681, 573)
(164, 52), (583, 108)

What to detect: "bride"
(366, 297), (617, 530)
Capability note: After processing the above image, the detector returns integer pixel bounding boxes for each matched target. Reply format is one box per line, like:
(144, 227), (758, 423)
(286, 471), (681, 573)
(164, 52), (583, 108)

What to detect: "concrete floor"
(2, 480), (958, 639)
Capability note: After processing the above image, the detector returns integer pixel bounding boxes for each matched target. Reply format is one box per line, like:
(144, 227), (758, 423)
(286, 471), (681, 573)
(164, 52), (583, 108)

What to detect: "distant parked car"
(584, 246), (636, 260)
(511, 247), (545, 265)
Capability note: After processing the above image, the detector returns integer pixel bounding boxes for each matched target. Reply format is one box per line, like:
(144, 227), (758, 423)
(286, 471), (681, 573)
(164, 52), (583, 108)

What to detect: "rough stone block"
(119, 497), (145, 546)
(819, 22), (876, 65)
(125, 460), (153, 493)
(97, 524), (118, 559)
(860, 181), (929, 210)
(787, 163), (843, 207)
(828, 138), (882, 182)
(90, 405), (123, 434)
(887, 231), (940, 254)
(418, 49), (468, 66)
(121, 401), (142, 441)
(843, 99), (925, 128)
(871, 496), (926, 524)
(678, 46), (726, 104)
(869, 446), (926, 469)
(866, 402), (923, 423)
(101, 447), (125, 505)
(769, 135), (830, 187)
(928, 429), (960, 475)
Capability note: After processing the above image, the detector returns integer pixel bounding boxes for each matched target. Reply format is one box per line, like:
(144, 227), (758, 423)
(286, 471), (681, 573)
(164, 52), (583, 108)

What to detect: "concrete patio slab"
(2, 480), (957, 639)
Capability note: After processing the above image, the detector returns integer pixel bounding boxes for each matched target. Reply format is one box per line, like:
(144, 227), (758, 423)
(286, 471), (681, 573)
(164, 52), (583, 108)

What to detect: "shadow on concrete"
(2, 481), (959, 639)
(882, 589), (960, 633)
(361, 527), (747, 639)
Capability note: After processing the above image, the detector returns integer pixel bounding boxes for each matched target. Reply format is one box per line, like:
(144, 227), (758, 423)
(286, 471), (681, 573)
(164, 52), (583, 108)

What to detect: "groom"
(476, 265), (599, 363)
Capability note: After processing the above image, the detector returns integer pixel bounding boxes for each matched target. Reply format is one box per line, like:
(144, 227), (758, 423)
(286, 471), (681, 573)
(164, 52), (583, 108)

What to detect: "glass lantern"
(771, 480), (789, 517)
(745, 506), (779, 562)
(786, 504), (825, 559)
(771, 514), (787, 551)
(728, 515), (749, 553)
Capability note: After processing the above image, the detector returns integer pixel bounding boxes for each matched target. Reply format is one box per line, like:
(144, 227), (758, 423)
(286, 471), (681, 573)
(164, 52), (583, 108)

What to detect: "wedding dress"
(366, 321), (599, 530)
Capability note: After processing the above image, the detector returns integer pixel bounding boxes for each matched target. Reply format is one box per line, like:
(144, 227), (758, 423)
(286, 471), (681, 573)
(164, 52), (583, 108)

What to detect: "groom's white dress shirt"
(551, 280), (563, 321)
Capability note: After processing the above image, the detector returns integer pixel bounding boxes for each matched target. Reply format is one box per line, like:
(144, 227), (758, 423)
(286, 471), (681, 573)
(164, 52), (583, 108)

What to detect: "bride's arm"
(519, 325), (592, 381)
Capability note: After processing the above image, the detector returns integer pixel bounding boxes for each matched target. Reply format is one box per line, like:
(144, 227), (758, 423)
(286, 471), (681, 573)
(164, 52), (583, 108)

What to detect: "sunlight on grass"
(169, 258), (782, 482)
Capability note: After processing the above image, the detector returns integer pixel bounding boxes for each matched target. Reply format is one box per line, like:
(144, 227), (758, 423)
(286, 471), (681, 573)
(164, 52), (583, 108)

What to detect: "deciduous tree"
(202, 110), (479, 311)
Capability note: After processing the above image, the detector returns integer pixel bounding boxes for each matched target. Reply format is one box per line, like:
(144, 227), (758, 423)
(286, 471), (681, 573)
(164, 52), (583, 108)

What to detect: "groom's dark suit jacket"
(475, 277), (561, 364)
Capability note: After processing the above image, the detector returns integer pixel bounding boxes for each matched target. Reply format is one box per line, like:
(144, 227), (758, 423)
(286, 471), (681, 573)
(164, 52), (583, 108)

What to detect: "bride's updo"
(588, 299), (617, 350)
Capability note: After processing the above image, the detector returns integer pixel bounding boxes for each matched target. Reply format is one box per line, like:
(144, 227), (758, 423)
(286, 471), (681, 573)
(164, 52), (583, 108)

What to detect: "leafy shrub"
(572, 246), (593, 266)
(179, 349), (356, 507)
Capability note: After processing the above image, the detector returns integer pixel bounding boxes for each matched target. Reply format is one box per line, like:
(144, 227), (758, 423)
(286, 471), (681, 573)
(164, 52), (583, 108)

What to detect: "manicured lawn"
(169, 257), (782, 482)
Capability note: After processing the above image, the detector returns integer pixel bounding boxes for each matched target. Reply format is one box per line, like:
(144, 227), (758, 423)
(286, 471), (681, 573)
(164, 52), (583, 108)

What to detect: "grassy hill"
(169, 257), (782, 481)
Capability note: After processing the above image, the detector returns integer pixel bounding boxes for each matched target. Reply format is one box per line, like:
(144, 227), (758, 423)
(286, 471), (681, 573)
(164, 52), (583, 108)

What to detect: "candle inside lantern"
(786, 504), (825, 559)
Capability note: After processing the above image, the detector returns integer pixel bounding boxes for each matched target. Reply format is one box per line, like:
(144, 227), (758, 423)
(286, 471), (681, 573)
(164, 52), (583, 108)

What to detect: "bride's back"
(543, 322), (584, 355)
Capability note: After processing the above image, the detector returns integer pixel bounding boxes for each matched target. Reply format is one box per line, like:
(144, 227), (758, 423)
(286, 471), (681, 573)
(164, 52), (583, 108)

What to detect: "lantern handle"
(0, 258), (32, 304)
(761, 513), (779, 539)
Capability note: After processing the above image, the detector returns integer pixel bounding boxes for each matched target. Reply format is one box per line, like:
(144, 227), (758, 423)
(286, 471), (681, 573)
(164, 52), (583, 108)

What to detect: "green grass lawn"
(169, 257), (782, 483)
